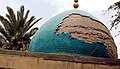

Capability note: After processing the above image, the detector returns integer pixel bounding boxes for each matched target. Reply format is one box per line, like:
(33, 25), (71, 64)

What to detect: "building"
(0, 0), (120, 69)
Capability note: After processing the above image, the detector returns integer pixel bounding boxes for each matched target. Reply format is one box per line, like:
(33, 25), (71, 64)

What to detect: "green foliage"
(107, 1), (120, 30)
(0, 5), (41, 51)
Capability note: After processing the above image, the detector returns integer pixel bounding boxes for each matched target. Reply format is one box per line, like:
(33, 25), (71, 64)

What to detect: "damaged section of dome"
(55, 14), (117, 58)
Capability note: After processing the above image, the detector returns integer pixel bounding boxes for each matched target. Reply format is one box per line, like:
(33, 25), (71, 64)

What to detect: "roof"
(29, 10), (117, 58)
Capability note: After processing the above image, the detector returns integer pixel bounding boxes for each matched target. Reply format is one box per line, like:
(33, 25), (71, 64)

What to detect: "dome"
(29, 10), (117, 58)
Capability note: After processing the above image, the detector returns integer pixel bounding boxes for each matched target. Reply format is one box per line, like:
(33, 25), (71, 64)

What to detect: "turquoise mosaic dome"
(29, 10), (117, 58)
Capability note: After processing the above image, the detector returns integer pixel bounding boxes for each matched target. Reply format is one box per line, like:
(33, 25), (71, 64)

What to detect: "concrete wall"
(0, 54), (120, 69)
(0, 49), (120, 69)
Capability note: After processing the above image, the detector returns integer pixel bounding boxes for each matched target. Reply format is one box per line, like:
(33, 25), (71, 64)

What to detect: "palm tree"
(0, 5), (42, 51)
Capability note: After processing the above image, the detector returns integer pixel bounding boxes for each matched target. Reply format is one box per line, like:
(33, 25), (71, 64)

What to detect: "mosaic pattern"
(29, 10), (117, 58)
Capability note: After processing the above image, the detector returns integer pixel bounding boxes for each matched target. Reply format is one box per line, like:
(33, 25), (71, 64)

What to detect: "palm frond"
(17, 16), (35, 37)
(20, 5), (24, 18)
(26, 18), (42, 31)
(0, 35), (6, 41)
(18, 18), (41, 39)
(29, 27), (38, 37)
(0, 25), (10, 41)
(24, 10), (30, 23)
(24, 16), (36, 28)
(16, 6), (27, 32)
(17, 11), (21, 21)
(19, 6), (25, 28)
(0, 35), (7, 44)
(6, 6), (16, 25)
(0, 15), (13, 33)
(24, 27), (38, 38)
(16, 11), (22, 32)
(6, 6), (17, 34)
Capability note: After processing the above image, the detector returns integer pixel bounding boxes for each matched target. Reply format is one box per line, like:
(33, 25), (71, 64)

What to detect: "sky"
(0, 0), (120, 58)
(0, 0), (119, 24)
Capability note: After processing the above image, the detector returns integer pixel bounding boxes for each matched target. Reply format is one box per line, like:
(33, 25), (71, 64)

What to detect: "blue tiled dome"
(29, 10), (117, 58)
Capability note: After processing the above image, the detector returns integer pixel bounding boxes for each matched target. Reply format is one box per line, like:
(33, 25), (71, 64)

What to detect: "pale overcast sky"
(0, 0), (119, 24)
(0, 0), (120, 58)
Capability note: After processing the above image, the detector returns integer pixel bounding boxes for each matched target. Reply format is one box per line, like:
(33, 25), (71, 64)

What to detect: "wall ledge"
(0, 48), (120, 66)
